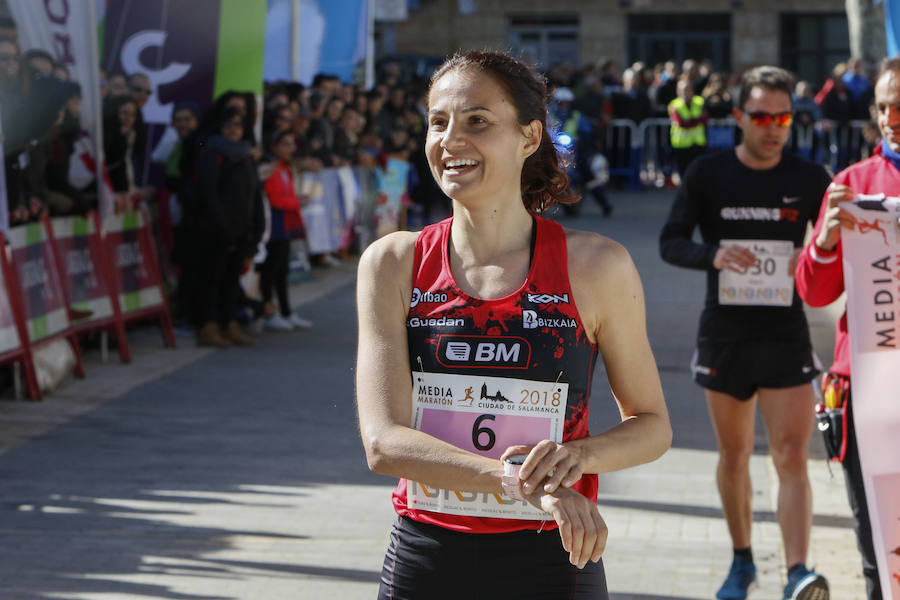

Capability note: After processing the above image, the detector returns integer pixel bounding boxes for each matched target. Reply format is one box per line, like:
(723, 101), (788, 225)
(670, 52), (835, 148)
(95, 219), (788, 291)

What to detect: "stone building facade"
(387, 0), (851, 85)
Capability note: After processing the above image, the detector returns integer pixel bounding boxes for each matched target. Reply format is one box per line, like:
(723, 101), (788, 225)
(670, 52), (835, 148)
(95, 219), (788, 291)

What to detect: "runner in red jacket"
(795, 56), (900, 600)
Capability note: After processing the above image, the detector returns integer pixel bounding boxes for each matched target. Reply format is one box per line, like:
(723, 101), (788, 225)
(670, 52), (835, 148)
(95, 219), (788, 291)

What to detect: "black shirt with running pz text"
(659, 149), (831, 343)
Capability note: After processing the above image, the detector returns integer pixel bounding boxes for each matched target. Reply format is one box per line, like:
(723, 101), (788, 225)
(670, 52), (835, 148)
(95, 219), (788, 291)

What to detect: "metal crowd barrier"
(823, 120), (873, 174)
(636, 118), (674, 188)
(608, 117), (876, 188)
(604, 119), (642, 188)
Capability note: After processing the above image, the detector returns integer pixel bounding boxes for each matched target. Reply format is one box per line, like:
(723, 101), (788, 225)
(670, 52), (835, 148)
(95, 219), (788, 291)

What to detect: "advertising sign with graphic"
(6, 223), (70, 343)
(0, 259), (21, 355)
(301, 168), (356, 254)
(840, 195), (900, 598)
(408, 371), (567, 519)
(718, 239), (795, 306)
(8, 0), (113, 215)
(51, 215), (114, 326)
(101, 0), (266, 184)
(374, 158), (410, 237)
(263, 0), (369, 84)
(104, 210), (163, 314)
(872, 473), (900, 598)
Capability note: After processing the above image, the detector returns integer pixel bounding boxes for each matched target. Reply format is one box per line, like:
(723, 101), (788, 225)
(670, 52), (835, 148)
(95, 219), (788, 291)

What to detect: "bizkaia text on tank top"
(720, 206), (799, 222)
(409, 287), (450, 308)
(522, 310), (577, 329)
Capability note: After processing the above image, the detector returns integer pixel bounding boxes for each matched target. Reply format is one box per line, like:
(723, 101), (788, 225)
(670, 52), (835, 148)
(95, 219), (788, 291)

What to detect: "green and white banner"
(104, 210), (163, 314)
(7, 223), (70, 343)
(51, 215), (114, 325)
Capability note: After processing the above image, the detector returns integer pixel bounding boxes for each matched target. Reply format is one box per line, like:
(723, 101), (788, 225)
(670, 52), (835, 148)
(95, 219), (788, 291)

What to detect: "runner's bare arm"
(356, 232), (504, 493)
(510, 232), (672, 495)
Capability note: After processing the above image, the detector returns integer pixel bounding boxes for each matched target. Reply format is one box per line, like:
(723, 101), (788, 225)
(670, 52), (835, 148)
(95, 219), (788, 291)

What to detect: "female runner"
(356, 51), (671, 599)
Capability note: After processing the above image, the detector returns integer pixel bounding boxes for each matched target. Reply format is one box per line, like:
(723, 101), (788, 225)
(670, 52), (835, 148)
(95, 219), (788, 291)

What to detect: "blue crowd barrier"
(602, 117), (876, 189)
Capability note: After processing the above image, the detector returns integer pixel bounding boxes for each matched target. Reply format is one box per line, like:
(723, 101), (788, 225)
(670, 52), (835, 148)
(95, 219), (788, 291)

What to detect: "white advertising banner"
(840, 194), (900, 599)
(8, 0), (113, 216)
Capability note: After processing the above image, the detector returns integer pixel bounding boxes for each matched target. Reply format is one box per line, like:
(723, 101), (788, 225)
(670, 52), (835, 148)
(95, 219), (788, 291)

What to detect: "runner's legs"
(706, 390), (757, 550)
(757, 383), (815, 569)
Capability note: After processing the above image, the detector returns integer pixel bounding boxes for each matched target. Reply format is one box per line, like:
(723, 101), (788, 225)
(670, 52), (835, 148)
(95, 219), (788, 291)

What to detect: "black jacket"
(194, 135), (264, 254)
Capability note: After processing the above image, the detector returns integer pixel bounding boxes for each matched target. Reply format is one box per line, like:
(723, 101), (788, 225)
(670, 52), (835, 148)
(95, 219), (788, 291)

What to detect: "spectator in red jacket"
(795, 56), (900, 600)
(260, 129), (313, 332)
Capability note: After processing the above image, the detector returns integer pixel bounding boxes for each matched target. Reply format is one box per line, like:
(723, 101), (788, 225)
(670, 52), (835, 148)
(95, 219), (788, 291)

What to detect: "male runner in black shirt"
(660, 66), (831, 600)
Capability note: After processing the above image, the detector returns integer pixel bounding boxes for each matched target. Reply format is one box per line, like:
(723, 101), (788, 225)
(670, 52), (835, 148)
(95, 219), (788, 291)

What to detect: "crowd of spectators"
(0, 37), (447, 346)
(541, 55), (877, 131)
(0, 34), (886, 345)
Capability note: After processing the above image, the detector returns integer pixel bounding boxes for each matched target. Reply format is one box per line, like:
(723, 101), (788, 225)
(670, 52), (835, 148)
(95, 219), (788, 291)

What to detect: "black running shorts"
(691, 339), (820, 401)
(377, 515), (609, 600)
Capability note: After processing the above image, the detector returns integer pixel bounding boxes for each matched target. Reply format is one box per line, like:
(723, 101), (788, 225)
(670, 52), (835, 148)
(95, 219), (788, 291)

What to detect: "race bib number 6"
(718, 239), (795, 307)
(408, 371), (567, 519)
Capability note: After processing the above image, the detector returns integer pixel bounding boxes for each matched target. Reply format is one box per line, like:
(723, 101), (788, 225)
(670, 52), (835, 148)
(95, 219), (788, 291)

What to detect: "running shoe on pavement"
(716, 555), (757, 599)
(289, 313), (313, 329)
(783, 564), (829, 600)
(265, 315), (294, 331)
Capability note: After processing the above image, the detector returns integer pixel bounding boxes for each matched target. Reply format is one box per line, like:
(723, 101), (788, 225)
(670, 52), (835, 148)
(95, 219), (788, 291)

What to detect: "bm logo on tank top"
(436, 335), (531, 369)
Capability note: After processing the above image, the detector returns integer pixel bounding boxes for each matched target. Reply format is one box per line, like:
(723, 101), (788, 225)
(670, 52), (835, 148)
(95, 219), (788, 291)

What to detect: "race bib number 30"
(718, 239), (795, 307)
(408, 371), (567, 519)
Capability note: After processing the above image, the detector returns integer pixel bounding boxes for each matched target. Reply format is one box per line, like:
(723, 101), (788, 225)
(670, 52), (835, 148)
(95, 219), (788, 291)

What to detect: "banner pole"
(87, 0), (114, 219)
(291, 0), (299, 82)
(0, 118), (8, 234)
(887, 0), (900, 57)
(366, 0), (375, 89)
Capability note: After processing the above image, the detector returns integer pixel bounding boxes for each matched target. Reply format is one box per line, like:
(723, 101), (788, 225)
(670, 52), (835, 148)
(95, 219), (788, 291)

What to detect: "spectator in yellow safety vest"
(668, 75), (708, 179)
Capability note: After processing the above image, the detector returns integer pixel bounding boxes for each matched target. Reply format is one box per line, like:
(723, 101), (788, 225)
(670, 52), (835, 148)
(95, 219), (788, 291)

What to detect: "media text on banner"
(840, 195), (900, 599)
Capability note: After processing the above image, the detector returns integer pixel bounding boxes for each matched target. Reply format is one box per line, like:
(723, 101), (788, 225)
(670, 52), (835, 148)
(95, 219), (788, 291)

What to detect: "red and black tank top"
(393, 215), (600, 534)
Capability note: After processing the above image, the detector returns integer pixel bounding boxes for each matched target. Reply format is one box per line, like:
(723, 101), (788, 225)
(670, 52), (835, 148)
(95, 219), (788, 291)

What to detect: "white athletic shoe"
(289, 314), (313, 329)
(265, 315), (295, 332)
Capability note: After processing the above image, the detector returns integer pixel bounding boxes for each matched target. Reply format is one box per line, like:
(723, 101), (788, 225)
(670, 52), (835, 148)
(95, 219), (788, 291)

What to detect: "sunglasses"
(745, 111), (793, 127)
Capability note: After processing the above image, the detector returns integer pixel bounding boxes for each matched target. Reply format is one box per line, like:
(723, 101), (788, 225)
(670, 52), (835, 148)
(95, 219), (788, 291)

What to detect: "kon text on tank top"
(394, 215), (600, 534)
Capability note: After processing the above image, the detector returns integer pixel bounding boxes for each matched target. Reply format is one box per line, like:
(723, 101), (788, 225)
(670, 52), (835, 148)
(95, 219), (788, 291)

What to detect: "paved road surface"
(0, 190), (864, 599)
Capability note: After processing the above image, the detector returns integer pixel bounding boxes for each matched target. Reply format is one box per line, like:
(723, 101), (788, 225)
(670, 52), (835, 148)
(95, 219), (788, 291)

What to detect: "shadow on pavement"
(597, 496), (855, 529)
(0, 280), (378, 598)
(0, 190), (837, 598)
(612, 595), (705, 600)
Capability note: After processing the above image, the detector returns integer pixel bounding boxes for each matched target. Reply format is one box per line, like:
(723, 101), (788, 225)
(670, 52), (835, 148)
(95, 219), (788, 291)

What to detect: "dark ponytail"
(429, 50), (580, 213)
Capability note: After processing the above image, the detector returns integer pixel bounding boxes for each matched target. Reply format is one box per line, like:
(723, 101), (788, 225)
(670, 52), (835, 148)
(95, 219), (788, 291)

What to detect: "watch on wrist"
(502, 454), (528, 501)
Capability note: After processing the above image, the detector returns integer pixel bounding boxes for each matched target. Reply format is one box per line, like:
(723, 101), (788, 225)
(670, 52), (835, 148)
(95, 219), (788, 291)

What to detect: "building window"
(507, 15), (579, 70)
(627, 13), (732, 72)
(781, 13), (850, 88)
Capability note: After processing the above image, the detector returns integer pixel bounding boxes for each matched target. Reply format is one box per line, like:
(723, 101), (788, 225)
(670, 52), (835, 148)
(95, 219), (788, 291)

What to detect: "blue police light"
(556, 132), (573, 148)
